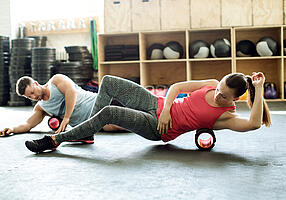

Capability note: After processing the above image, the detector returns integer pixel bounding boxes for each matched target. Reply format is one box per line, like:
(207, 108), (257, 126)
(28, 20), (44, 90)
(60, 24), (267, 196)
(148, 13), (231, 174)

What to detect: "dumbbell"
(48, 116), (62, 131)
(195, 128), (216, 150)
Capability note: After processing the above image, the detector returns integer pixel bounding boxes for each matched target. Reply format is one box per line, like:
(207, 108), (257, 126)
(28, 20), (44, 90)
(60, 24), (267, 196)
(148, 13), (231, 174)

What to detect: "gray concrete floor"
(0, 102), (286, 200)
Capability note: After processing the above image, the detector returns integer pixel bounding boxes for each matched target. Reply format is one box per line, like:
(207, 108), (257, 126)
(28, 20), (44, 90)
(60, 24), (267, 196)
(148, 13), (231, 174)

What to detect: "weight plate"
(56, 61), (82, 67)
(12, 38), (35, 46)
(31, 58), (56, 64)
(11, 49), (32, 56)
(8, 101), (28, 106)
(28, 36), (47, 40)
(31, 74), (51, 80)
(0, 36), (9, 40)
(65, 46), (88, 53)
(32, 47), (55, 54)
(31, 69), (51, 75)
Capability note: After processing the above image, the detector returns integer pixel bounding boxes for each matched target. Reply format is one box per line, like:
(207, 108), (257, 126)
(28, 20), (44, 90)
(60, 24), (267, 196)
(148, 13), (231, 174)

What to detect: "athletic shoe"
(69, 135), (94, 144)
(25, 136), (59, 153)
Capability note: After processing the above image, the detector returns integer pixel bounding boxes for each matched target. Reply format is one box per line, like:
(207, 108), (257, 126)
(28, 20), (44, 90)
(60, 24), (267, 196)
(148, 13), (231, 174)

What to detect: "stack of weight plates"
(65, 46), (92, 62)
(31, 47), (56, 85)
(9, 38), (35, 106)
(104, 45), (139, 61)
(55, 46), (93, 87)
(27, 36), (47, 47)
(0, 36), (10, 105)
(55, 61), (93, 87)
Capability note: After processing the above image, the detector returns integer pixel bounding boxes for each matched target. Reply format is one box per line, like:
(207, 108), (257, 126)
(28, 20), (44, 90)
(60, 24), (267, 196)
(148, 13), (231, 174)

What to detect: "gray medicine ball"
(210, 38), (231, 58)
(256, 37), (278, 56)
(189, 40), (210, 58)
(236, 40), (256, 57)
(163, 41), (184, 59)
(147, 43), (165, 60)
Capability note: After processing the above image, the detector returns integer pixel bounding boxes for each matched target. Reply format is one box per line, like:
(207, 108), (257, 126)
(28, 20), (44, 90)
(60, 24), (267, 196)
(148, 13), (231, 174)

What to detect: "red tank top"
(157, 86), (236, 142)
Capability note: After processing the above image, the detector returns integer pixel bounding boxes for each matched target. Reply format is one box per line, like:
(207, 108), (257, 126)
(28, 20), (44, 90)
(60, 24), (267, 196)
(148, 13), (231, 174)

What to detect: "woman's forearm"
(163, 84), (180, 110)
(249, 86), (263, 128)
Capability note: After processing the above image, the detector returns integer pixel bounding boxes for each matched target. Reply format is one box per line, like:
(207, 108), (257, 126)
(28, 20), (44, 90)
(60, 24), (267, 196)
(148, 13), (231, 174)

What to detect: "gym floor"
(0, 102), (285, 200)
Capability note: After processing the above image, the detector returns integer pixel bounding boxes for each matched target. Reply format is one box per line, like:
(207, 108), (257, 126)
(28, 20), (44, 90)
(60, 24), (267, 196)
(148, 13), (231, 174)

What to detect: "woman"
(25, 72), (271, 153)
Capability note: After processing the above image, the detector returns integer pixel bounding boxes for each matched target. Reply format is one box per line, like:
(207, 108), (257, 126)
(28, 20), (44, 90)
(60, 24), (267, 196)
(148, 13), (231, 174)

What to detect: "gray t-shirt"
(37, 80), (97, 127)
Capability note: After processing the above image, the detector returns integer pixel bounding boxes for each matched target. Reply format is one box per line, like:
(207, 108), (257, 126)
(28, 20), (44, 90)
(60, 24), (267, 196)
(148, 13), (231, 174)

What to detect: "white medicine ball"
(189, 40), (210, 58)
(256, 37), (278, 57)
(163, 41), (183, 59)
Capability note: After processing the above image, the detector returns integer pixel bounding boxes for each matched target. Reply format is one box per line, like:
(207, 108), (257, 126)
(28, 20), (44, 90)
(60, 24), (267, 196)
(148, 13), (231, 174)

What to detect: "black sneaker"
(69, 135), (94, 144)
(25, 136), (59, 153)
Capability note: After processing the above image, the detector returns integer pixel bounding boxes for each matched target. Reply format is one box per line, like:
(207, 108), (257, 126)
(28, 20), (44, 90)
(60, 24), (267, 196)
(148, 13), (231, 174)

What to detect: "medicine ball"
(256, 37), (278, 56)
(163, 41), (184, 59)
(189, 40), (210, 58)
(236, 40), (256, 57)
(210, 38), (231, 58)
(147, 43), (165, 60)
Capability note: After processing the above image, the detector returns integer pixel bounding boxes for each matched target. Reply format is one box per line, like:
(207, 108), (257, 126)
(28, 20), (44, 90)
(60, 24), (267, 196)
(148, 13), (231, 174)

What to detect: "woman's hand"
(55, 117), (70, 133)
(252, 72), (265, 88)
(157, 109), (172, 135)
(0, 128), (13, 137)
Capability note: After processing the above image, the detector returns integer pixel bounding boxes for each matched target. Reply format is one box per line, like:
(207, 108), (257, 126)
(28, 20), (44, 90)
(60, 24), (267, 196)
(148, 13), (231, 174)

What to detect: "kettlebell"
(48, 116), (62, 131)
(195, 128), (216, 151)
(264, 82), (278, 99)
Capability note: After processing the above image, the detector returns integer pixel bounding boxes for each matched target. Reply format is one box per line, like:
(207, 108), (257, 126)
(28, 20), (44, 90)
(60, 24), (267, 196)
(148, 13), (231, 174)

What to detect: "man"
(0, 74), (123, 143)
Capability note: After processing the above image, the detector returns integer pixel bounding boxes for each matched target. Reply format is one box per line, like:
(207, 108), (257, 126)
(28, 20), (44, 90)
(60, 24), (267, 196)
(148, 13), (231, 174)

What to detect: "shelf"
(236, 56), (282, 60)
(236, 59), (283, 99)
(142, 59), (187, 63)
(98, 26), (286, 101)
(141, 31), (186, 60)
(189, 60), (232, 80)
(189, 58), (232, 62)
(238, 99), (286, 103)
(98, 33), (139, 63)
(188, 28), (232, 59)
(141, 62), (186, 86)
(98, 63), (140, 82)
(234, 26), (282, 56)
(265, 99), (286, 102)
(188, 28), (231, 43)
(100, 60), (140, 64)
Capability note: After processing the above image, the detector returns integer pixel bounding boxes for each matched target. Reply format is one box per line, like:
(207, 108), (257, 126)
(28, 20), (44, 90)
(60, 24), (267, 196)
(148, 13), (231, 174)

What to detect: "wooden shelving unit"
(98, 25), (286, 101)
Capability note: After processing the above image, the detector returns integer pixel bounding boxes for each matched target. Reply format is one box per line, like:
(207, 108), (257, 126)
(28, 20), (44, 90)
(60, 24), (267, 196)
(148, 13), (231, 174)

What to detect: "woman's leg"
(54, 75), (160, 142)
(55, 105), (161, 142)
(91, 75), (158, 116)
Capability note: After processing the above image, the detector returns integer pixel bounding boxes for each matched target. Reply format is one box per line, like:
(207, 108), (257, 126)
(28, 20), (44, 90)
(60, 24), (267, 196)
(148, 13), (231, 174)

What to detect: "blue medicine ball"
(189, 40), (210, 58)
(256, 37), (278, 56)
